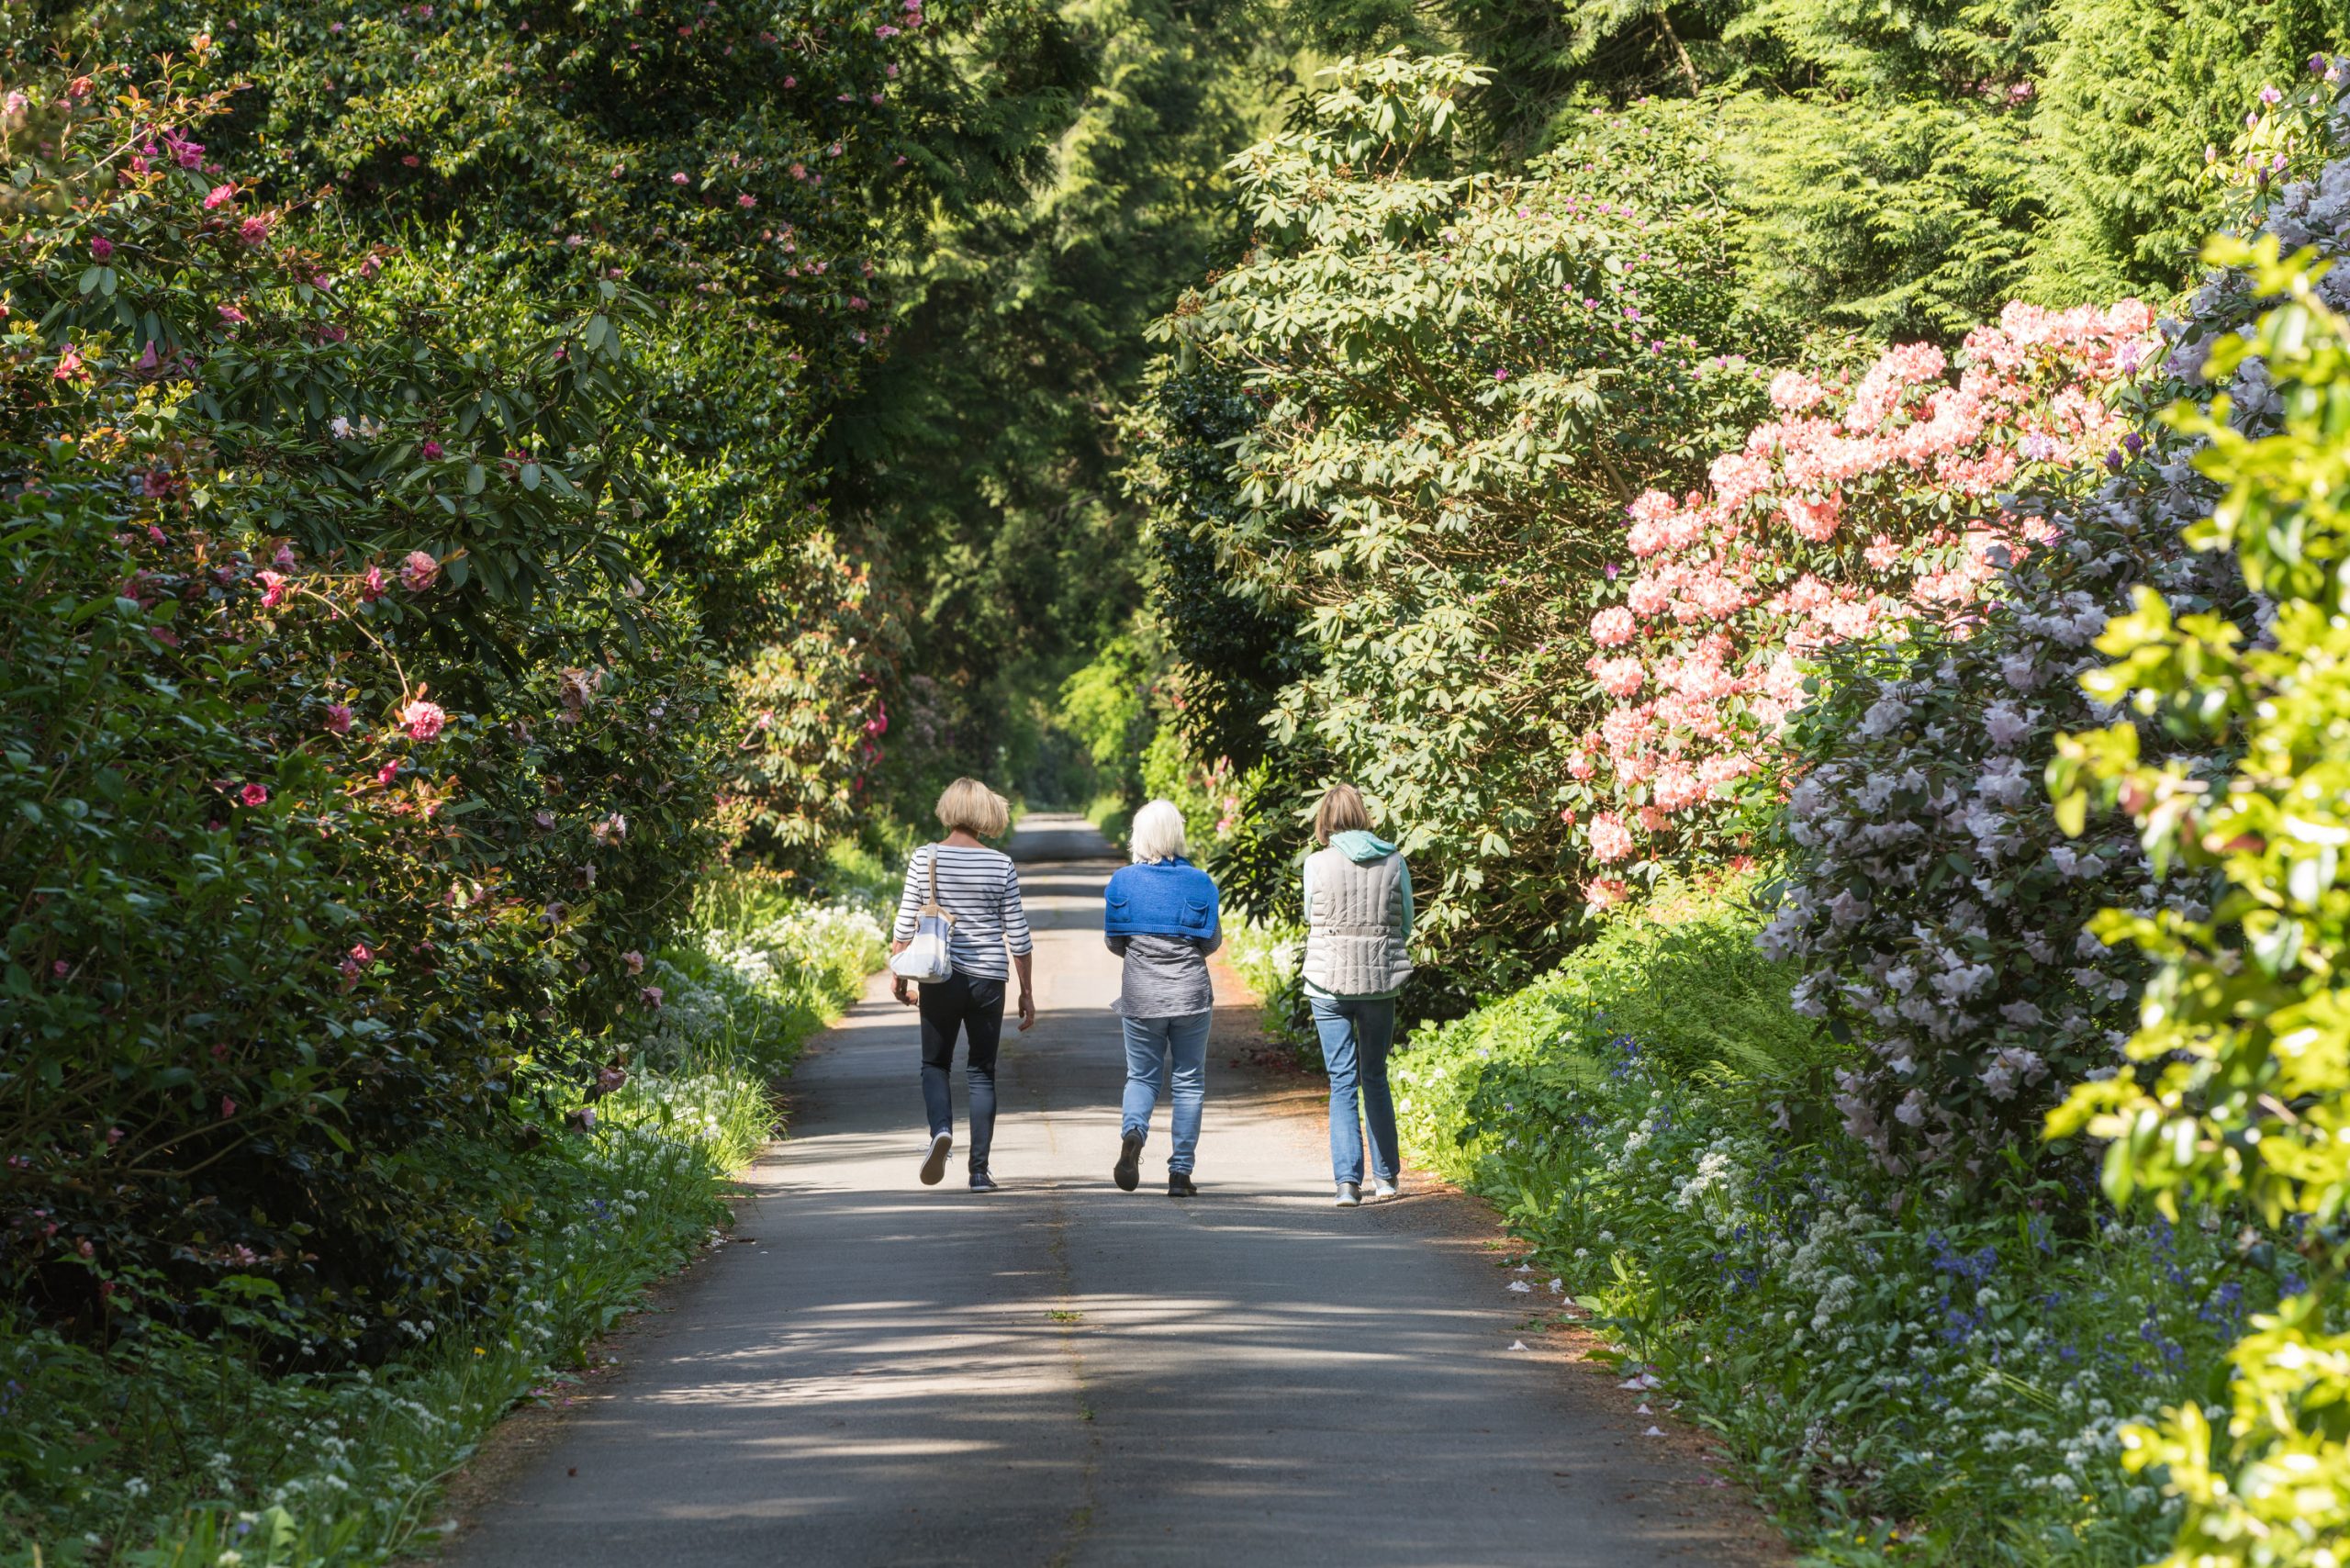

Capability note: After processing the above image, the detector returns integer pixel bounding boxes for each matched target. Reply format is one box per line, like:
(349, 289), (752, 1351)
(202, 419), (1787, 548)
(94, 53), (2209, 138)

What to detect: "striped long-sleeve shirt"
(891, 844), (1034, 981)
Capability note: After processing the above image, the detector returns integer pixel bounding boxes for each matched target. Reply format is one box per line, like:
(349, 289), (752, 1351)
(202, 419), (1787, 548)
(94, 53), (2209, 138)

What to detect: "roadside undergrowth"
(1, 870), (885, 1568)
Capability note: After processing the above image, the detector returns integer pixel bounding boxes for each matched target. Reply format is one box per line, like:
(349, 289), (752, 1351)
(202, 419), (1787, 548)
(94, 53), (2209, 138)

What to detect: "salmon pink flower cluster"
(1568, 299), (2157, 868)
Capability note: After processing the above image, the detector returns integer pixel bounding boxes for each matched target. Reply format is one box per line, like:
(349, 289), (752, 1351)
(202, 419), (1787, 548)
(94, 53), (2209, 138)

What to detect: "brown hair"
(1313, 782), (1373, 846)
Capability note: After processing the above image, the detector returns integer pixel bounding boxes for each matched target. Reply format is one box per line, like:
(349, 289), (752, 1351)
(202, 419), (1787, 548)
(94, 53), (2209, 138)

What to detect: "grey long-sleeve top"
(1104, 928), (1222, 1018)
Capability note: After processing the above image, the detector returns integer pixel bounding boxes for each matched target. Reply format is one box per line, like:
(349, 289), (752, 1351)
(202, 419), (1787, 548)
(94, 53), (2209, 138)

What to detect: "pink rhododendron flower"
(421, 440), (443, 459)
(1587, 812), (1635, 864)
(401, 699), (447, 742)
(1582, 877), (1629, 907)
(89, 235), (114, 260)
(1590, 607), (1636, 646)
(399, 550), (440, 591)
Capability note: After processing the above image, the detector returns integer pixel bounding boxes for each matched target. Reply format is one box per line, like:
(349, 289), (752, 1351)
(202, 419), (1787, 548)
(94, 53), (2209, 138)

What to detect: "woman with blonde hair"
(1102, 799), (1221, 1196)
(1301, 782), (1413, 1207)
(890, 778), (1035, 1192)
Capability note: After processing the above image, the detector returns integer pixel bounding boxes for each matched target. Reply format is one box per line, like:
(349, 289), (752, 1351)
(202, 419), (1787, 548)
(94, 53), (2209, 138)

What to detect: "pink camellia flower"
(399, 550), (440, 591)
(217, 303), (248, 325)
(220, 1096), (238, 1119)
(421, 440), (443, 459)
(671, 171), (689, 185)
(375, 761), (401, 786)
(89, 235), (114, 260)
(783, 75), (797, 87)
(239, 782), (269, 807)
(638, 985), (666, 1009)
(256, 569), (288, 608)
(622, 950), (646, 975)
(274, 543), (297, 569)
(238, 215), (272, 246)
(360, 564), (387, 602)
(325, 703), (353, 734)
(400, 699), (447, 742)
(52, 344), (86, 382)
(4, 92), (26, 116)
(737, 192), (756, 208)
(203, 183), (236, 209)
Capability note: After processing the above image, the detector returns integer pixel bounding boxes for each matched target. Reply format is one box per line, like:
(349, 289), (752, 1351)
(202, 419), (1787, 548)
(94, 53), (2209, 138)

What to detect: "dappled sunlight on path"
(442, 814), (1770, 1567)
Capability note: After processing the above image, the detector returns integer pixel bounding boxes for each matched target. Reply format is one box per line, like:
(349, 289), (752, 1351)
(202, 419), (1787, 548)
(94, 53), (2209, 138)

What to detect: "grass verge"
(1, 874), (885, 1568)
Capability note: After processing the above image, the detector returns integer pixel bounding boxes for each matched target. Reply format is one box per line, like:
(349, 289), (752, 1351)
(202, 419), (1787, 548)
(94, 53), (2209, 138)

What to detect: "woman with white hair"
(1102, 799), (1222, 1196)
(890, 778), (1035, 1193)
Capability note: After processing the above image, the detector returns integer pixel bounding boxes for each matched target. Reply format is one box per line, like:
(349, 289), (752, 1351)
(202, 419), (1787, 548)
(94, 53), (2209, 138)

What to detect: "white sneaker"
(1373, 1177), (1401, 1201)
(1334, 1182), (1361, 1208)
(919, 1132), (952, 1186)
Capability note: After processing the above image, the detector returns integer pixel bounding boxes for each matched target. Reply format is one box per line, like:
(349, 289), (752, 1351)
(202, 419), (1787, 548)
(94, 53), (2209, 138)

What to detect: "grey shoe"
(969, 1167), (999, 1193)
(919, 1131), (952, 1186)
(1113, 1133), (1144, 1193)
(1334, 1182), (1361, 1208)
(1373, 1176), (1401, 1200)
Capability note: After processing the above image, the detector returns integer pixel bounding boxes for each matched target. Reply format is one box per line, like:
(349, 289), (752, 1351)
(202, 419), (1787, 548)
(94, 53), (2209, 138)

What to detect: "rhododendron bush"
(1758, 100), (2350, 1176)
(0, 57), (733, 1350)
(1568, 301), (2157, 880)
(1147, 53), (1785, 992)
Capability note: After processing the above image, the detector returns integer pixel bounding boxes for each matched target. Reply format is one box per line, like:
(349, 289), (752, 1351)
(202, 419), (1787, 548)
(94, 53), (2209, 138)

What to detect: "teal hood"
(1329, 829), (1398, 863)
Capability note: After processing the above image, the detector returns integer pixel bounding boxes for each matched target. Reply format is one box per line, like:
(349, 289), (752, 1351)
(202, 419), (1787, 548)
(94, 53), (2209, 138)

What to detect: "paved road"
(446, 815), (1764, 1568)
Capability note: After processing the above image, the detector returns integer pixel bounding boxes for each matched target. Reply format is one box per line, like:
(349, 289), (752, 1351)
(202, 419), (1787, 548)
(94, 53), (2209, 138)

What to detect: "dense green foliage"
(1, 55), (734, 1350)
(1136, 56), (1781, 995)
(1381, 887), (2301, 1562)
(2047, 228), (2350, 1564)
(4, 873), (883, 1562)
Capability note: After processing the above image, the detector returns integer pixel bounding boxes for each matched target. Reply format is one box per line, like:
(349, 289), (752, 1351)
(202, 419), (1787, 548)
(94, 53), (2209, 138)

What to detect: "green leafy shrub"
(1393, 886), (2295, 1562)
(1143, 54), (1786, 997)
(0, 55), (743, 1352)
(2044, 200), (2350, 1562)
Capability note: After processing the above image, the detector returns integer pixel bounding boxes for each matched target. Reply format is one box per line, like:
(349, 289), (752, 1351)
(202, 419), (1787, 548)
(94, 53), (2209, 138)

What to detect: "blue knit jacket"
(1102, 857), (1221, 939)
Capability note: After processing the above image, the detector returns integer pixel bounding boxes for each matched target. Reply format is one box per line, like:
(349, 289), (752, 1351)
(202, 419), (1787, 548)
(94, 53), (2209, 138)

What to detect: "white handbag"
(888, 846), (957, 984)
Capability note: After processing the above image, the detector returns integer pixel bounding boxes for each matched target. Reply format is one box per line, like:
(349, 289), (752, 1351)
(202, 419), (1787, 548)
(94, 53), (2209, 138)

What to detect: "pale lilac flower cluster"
(1762, 138), (2350, 1175)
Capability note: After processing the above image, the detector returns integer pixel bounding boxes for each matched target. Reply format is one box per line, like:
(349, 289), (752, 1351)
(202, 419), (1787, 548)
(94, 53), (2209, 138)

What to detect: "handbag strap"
(922, 843), (957, 924)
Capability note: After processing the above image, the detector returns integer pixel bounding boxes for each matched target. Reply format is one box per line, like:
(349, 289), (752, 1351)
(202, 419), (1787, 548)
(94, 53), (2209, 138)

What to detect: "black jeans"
(919, 973), (1004, 1169)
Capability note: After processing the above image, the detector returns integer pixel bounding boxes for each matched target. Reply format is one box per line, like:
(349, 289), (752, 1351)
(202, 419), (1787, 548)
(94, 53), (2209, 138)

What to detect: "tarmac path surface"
(443, 813), (1771, 1568)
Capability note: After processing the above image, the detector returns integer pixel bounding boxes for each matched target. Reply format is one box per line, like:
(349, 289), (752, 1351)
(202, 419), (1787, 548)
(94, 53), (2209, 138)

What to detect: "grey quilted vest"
(1302, 846), (1414, 997)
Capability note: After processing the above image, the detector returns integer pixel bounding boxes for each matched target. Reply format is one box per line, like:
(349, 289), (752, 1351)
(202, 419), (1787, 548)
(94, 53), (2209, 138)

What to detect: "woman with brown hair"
(1300, 783), (1414, 1207)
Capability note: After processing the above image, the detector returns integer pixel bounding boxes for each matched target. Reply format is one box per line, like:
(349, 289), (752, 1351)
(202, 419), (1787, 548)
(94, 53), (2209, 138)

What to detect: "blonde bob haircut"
(935, 777), (1011, 839)
(1129, 799), (1189, 864)
(1313, 782), (1374, 846)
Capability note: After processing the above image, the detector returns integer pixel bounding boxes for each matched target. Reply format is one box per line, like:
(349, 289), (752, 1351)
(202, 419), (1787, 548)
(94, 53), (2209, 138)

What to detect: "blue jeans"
(1312, 996), (1399, 1185)
(1119, 1013), (1212, 1175)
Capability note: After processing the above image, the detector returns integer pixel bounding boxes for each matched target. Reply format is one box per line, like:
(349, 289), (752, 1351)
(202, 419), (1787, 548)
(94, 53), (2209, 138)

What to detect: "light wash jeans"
(1311, 995), (1400, 1186)
(1119, 1012), (1212, 1175)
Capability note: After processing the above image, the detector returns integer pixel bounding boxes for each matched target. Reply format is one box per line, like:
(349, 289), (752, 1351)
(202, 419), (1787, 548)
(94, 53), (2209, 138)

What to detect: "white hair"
(1129, 799), (1189, 864)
